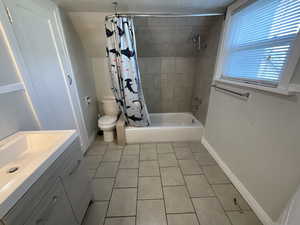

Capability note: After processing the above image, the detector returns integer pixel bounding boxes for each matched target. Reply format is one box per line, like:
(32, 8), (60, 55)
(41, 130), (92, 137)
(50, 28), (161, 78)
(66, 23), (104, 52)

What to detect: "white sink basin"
(0, 130), (77, 218)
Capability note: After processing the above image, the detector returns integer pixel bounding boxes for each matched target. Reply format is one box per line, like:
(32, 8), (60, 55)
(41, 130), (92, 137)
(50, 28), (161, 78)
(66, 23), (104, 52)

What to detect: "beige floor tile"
(87, 169), (96, 179)
(227, 211), (263, 225)
(107, 188), (137, 217)
(108, 142), (124, 150)
(115, 169), (138, 187)
(174, 147), (194, 160)
(212, 184), (250, 211)
(82, 201), (108, 225)
(203, 165), (230, 184)
(137, 200), (167, 225)
(161, 167), (184, 186)
(158, 153), (178, 167)
(92, 178), (114, 200)
(192, 198), (231, 225)
(104, 217), (136, 225)
(167, 213), (199, 225)
(193, 153), (216, 166)
(123, 149), (140, 155)
(84, 155), (103, 170)
(140, 143), (156, 150)
(95, 162), (119, 178)
(119, 155), (139, 168)
(103, 150), (122, 162)
(93, 136), (105, 144)
(139, 161), (160, 176)
(87, 144), (107, 156)
(189, 142), (207, 154)
(124, 144), (140, 151)
(164, 186), (194, 213)
(178, 160), (203, 175)
(185, 175), (214, 197)
(140, 149), (157, 161)
(172, 142), (189, 148)
(124, 144), (140, 155)
(157, 143), (173, 154)
(138, 177), (163, 199)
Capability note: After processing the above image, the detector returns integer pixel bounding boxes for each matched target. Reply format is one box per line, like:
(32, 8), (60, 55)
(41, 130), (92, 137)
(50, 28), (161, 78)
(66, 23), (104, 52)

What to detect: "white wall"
(91, 57), (113, 114)
(59, 9), (99, 138)
(68, 12), (113, 113)
(204, 57), (300, 221)
(0, 24), (38, 140)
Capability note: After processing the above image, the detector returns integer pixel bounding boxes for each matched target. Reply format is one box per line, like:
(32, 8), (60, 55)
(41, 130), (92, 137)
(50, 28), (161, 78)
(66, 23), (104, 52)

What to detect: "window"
(218, 0), (300, 90)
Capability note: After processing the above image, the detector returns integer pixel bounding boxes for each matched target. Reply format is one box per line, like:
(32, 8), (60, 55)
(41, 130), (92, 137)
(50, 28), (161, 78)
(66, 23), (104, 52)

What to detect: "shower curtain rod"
(105, 12), (224, 19)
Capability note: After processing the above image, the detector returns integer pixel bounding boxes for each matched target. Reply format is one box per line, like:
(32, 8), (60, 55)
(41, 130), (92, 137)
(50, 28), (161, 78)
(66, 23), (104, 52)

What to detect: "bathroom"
(1, 0), (300, 225)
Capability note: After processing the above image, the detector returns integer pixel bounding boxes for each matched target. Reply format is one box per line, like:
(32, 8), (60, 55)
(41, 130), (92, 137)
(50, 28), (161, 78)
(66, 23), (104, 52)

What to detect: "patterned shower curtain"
(105, 16), (150, 127)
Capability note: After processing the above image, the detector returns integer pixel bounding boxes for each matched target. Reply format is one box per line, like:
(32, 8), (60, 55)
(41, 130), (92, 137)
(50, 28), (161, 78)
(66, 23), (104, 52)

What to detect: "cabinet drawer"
(60, 142), (92, 223)
(24, 179), (77, 225)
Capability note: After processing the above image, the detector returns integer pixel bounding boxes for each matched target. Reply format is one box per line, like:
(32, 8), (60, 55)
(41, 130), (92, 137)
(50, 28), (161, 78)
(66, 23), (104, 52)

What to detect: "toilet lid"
(99, 115), (117, 125)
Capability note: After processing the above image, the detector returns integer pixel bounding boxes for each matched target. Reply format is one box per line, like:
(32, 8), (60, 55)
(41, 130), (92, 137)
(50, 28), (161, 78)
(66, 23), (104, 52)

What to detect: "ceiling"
(52, 0), (234, 12)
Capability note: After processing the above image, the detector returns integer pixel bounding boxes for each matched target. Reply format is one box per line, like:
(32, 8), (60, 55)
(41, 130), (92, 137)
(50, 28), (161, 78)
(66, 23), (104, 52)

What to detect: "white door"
(2, 0), (89, 149)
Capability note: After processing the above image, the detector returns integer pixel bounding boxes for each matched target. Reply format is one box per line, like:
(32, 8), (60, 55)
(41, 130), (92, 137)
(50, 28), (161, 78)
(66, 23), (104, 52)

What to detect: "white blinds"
(223, 0), (300, 85)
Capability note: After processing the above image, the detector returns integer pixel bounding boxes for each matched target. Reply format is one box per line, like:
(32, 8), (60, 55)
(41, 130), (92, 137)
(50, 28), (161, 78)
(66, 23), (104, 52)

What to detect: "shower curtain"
(105, 16), (150, 127)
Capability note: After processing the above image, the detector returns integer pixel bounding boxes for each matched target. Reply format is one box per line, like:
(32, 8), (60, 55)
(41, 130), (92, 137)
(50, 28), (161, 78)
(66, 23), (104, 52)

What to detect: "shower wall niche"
(134, 16), (223, 121)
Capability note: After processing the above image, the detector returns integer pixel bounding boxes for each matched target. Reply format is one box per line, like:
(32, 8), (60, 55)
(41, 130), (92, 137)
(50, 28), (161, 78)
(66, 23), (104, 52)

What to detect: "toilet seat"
(98, 115), (117, 126)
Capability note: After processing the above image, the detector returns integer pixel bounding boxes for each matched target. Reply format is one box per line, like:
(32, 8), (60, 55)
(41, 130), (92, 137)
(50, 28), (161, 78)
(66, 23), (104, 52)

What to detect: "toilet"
(98, 96), (120, 142)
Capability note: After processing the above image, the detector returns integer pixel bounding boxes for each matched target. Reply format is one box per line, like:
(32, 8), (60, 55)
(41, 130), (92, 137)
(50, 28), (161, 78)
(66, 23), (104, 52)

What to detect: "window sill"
(214, 78), (300, 96)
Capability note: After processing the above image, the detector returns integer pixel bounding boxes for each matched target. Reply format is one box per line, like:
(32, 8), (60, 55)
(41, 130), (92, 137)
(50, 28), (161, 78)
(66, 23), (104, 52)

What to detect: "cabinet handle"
(67, 75), (72, 86)
(35, 196), (59, 225)
(69, 160), (81, 176)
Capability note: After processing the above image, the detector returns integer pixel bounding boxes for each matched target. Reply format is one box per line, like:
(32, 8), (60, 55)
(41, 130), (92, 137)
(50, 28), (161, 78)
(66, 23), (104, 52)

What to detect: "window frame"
(214, 0), (300, 95)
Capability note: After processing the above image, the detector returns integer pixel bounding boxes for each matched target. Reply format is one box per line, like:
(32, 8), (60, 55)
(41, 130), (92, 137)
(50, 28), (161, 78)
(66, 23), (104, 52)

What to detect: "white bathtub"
(125, 113), (203, 143)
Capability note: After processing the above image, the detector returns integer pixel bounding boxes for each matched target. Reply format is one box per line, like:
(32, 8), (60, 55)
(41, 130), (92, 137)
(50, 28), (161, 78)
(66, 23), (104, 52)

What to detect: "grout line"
(157, 143), (169, 225)
(202, 160), (234, 225)
(113, 186), (138, 189)
(104, 141), (124, 220)
(137, 197), (164, 201)
(166, 212), (198, 215)
(135, 145), (140, 225)
(86, 141), (253, 225)
(106, 215), (136, 219)
(177, 153), (202, 225)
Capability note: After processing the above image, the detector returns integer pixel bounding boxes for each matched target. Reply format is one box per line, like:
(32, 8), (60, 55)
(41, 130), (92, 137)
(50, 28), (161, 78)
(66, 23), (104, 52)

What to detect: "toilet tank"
(102, 96), (120, 116)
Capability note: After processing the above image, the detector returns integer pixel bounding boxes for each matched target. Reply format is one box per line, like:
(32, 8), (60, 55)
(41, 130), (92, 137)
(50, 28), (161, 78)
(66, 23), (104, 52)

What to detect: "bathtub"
(125, 113), (203, 144)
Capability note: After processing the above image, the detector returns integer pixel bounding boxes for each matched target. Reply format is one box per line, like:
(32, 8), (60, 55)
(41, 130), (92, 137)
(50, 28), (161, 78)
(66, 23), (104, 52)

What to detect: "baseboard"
(201, 137), (275, 225)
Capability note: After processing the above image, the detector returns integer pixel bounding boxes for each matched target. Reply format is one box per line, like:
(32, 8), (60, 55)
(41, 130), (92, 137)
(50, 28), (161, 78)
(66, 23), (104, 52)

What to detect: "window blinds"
(223, 0), (300, 85)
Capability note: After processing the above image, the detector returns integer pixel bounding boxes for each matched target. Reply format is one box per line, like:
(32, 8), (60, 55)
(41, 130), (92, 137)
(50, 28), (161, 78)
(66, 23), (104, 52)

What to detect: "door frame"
(0, 0), (90, 152)
(53, 6), (91, 152)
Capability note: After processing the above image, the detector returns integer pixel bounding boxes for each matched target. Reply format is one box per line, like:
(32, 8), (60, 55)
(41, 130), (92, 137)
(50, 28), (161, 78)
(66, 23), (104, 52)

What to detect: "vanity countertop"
(0, 130), (78, 218)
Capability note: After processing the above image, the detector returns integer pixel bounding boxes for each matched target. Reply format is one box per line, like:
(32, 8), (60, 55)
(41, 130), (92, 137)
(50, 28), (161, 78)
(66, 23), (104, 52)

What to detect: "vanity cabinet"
(60, 141), (92, 223)
(24, 179), (77, 225)
(1, 138), (93, 225)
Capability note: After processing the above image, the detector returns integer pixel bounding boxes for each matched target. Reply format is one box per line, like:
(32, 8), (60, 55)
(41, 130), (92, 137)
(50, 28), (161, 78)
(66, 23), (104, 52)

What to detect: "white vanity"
(0, 131), (93, 225)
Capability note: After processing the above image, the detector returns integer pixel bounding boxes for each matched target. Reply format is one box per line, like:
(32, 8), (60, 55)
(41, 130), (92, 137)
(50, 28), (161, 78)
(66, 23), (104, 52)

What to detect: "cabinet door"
(61, 145), (92, 223)
(24, 179), (77, 225)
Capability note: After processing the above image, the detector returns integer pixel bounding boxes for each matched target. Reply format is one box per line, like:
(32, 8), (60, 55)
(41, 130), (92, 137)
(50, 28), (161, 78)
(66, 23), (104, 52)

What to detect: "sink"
(0, 130), (77, 218)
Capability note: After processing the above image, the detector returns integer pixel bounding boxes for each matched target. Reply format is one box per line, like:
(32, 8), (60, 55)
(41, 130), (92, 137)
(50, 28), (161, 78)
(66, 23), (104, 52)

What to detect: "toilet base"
(103, 130), (114, 142)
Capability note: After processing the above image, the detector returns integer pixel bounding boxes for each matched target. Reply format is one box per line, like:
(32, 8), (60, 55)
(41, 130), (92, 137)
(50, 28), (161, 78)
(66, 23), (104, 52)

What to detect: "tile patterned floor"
(82, 137), (262, 225)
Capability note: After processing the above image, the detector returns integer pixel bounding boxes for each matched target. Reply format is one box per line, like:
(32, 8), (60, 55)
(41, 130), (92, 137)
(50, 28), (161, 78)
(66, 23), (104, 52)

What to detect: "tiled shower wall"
(139, 57), (196, 113)
(135, 16), (223, 117)
(192, 18), (223, 124)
